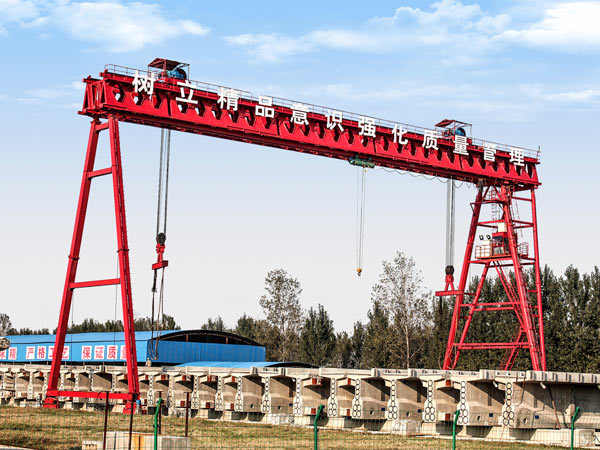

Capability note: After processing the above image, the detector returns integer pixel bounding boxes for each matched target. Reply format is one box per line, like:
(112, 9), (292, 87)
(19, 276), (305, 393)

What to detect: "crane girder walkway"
(82, 66), (540, 189)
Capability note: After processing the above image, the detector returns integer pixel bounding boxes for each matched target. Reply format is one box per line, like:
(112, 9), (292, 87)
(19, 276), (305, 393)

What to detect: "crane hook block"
(152, 233), (168, 270)
(356, 267), (363, 276)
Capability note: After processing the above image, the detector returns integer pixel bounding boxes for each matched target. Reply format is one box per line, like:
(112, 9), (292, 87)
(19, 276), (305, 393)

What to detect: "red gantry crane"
(44, 59), (545, 410)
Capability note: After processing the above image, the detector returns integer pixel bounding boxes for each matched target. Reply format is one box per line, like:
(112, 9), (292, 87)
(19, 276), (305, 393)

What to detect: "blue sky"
(0, 0), (598, 332)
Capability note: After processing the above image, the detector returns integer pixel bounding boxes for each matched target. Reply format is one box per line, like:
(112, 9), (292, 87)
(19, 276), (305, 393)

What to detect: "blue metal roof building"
(0, 330), (266, 366)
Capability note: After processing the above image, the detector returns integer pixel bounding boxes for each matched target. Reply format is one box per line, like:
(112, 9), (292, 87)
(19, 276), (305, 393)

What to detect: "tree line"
(1, 252), (598, 372)
(200, 254), (600, 373)
(0, 314), (180, 336)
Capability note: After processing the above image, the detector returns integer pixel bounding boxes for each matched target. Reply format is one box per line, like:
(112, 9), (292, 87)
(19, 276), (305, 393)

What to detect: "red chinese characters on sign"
(81, 345), (92, 360)
(37, 346), (46, 360)
(0, 349), (6, 360)
(94, 345), (105, 360)
(26, 346), (35, 360)
(8, 348), (17, 360)
(107, 345), (118, 360)
(120, 345), (126, 361)
(48, 346), (69, 359)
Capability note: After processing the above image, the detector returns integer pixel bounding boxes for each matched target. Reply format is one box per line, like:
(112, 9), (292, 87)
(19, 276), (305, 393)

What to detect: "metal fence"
(0, 403), (597, 450)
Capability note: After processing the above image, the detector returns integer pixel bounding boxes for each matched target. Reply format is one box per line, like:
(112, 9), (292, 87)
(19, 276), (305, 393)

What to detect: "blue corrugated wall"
(150, 341), (265, 365)
(0, 331), (265, 364)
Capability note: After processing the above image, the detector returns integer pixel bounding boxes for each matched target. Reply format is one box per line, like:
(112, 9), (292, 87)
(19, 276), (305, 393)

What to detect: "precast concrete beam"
(61, 371), (77, 391)
(233, 374), (263, 413)
(328, 377), (355, 419)
(261, 375), (294, 415)
(289, 372), (328, 417)
(384, 377), (426, 422)
(350, 377), (388, 420)
(31, 370), (47, 401)
(138, 370), (161, 407)
(215, 375), (240, 412)
(15, 369), (30, 400)
(153, 373), (171, 408)
(3, 363), (600, 446)
(113, 371), (129, 393)
(499, 377), (600, 430)
(461, 379), (505, 427)
(193, 373), (218, 410)
(171, 372), (193, 408)
(90, 370), (112, 392)
(0, 369), (14, 403)
(421, 377), (459, 423)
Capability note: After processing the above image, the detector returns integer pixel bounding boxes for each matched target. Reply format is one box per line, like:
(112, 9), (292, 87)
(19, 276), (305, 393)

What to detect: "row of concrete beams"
(1, 365), (599, 442)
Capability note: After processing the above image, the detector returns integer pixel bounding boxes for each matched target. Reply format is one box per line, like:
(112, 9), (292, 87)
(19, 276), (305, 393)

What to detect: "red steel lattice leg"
(44, 117), (139, 409)
(442, 186), (546, 371)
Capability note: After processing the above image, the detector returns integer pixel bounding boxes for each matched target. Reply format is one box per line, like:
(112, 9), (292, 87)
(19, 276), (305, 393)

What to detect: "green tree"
(361, 301), (391, 368)
(57, 315), (180, 334)
(452, 275), (521, 371)
(332, 331), (352, 368)
(201, 316), (228, 332)
(371, 252), (431, 368)
(541, 265), (569, 371)
(0, 314), (13, 335)
(332, 322), (365, 369)
(259, 269), (304, 361)
(234, 314), (261, 341)
(349, 322), (365, 369)
(424, 296), (453, 369)
(298, 304), (336, 366)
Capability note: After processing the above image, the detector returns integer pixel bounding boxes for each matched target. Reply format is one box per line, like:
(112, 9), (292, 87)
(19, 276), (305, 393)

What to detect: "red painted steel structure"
(44, 117), (139, 410)
(438, 186), (546, 371)
(45, 63), (545, 408)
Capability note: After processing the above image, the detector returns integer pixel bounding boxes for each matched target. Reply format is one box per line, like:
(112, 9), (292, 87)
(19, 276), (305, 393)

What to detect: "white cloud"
(17, 81), (86, 105)
(0, 0), (40, 34)
(51, 1), (209, 52)
(518, 83), (600, 103)
(544, 89), (600, 102)
(225, 33), (315, 62)
(499, 2), (600, 50)
(226, 0), (510, 62)
(226, 1), (600, 62)
(371, 0), (509, 33)
(0, 0), (209, 52)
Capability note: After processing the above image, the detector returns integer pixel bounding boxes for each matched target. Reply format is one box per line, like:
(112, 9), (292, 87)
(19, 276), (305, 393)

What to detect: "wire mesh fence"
(0, 404), (598, 450)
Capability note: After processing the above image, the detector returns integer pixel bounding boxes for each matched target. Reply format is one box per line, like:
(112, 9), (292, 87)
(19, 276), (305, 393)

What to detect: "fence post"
(128, 395), (135, 450)
(158, 391), (163, 435)
(452, 410), (460, 450)
(102, 392), (109, 450)
(570, 406), (581, 450)
(185, 392), (190, 437)
(313, 404), (324, 450)
(154, 397), (163, 450)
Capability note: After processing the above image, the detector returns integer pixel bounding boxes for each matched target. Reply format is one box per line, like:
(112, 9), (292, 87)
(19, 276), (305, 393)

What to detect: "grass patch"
(0, 406), (558, 450)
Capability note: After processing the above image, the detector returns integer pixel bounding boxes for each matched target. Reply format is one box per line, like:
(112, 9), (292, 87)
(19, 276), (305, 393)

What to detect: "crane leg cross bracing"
(43, 60), (546, 402)
(44, 117), (139, 411)
(439, 185), (546, 371)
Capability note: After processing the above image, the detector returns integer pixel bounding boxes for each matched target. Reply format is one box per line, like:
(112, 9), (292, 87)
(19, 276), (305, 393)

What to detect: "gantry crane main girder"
(44, 63), (545, 409)
(82, 66), (540, 188)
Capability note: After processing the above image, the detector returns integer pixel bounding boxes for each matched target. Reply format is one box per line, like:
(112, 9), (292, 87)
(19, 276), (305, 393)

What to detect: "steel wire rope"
(150, 129), (171, 360)
(356, 167), (367, 276)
